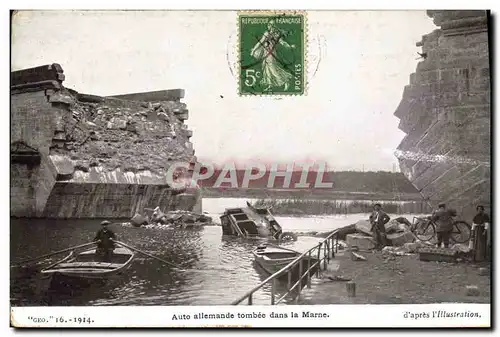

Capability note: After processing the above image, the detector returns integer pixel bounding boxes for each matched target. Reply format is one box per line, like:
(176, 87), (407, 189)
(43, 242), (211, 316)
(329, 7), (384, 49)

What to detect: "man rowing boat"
(94, 220), (117, 262)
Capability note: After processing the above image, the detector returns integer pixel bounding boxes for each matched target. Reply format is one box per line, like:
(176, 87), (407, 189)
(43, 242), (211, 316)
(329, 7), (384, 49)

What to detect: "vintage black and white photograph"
(9, 8), (492, 328)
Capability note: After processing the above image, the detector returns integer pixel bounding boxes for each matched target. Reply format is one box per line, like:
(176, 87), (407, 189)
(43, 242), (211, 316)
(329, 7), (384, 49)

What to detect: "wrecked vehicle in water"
(220, 201), (297, 241)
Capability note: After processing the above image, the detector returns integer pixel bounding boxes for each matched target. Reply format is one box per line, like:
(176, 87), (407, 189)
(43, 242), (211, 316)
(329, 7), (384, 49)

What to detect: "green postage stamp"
(238, 11), (306, 96)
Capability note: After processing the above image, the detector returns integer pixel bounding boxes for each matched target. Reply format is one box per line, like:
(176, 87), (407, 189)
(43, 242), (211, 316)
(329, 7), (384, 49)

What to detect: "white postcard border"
(10, 304), (491, 328)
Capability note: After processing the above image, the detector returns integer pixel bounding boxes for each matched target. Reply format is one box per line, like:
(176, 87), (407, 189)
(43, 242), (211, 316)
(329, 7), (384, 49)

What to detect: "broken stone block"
(355, 220), (372, 235)
(465, 285), (480, 296)
(346, 234), (375, 250)
(396, 223), (408, 232)
(116, 119), (128, 130)
(385, 219), (402, 233)
(387, 231), (415, 246)
(49, 92), (75, 105)
(50, 155), (75, 180)
(74, 161), (90, 172)
(131, 213), (149, 227)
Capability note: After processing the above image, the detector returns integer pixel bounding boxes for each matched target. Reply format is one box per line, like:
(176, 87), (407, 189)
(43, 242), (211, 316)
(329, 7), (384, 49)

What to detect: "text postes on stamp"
(238, 12), (306, 96)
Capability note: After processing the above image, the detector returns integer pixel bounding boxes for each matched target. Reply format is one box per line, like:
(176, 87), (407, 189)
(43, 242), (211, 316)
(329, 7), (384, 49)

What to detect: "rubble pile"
(50, 89), (195, 174)
(130, 208), (214, 229)
(339, 218), (417, 251)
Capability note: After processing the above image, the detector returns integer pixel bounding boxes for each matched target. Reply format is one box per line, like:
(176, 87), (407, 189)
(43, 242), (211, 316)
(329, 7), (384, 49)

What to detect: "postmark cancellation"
(238, 11), (306, 96)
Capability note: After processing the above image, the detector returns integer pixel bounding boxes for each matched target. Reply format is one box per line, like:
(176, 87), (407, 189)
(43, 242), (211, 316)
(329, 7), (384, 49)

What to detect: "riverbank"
(201, 188), (425, 202)
(297, 250), (491, 305)
(252, 199), (431, 216)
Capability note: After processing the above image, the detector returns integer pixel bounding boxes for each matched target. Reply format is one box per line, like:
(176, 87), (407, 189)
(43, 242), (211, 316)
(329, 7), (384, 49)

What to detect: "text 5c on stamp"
(238, 11), (306, 96)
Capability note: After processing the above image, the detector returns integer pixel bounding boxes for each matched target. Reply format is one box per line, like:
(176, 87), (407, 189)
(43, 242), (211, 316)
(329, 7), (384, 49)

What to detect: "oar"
(113, 240), (241, 274)
(112, 240), (186, 271)
(11, 241), (98, 267)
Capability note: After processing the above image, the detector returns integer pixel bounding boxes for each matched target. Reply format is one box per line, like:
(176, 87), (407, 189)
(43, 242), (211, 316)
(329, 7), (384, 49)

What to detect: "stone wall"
(394, 10), (491, 221)
(11, 63), (200, 218)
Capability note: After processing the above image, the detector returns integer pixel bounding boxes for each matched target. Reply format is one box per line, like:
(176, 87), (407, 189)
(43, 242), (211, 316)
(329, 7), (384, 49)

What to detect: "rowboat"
(252, 244), (320, 284)
(40, 246), (135, 286)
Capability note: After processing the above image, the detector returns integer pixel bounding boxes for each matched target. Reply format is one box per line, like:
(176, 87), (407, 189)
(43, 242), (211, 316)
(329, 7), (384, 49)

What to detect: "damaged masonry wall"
(11, 63), (200, 218)
(394, 10), (490, 220)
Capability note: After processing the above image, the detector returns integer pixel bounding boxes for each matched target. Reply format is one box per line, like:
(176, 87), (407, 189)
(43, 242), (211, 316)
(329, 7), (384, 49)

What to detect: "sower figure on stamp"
(250, 19), (295, 92)
(370, 203), (390, 250)
(94, 220), (117, 262)
(470, 205), (490, 262)
(430, 203), (453, 249)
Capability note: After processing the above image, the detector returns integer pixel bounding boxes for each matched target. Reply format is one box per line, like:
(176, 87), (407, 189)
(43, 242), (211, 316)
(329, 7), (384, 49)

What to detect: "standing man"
(471, 205), (490, 261)
(370, 203), (391, 250)
(431, 203), (454, 248)
(94, 220), (117, 262)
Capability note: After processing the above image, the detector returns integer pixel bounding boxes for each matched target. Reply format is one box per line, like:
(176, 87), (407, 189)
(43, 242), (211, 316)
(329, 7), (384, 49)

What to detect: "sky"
(11, 10), (437, 172)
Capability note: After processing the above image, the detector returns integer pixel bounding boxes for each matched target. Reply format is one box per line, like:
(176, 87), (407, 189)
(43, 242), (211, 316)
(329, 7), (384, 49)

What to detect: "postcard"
(9, 9), (491, 328)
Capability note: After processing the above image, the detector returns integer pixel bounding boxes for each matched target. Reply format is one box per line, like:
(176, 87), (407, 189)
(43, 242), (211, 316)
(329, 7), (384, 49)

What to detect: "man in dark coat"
(94, 220), (117, 262)
(370, 203), (391, 250)
(431, 203), (454, 248)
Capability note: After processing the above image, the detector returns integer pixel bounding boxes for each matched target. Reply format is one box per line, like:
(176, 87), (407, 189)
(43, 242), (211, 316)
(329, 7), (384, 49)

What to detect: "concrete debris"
(384, 219), (401, 234)
(354, 220), (372, 236)
(387, 231), (415, 247)
(50, 94), (196, 177)
(382, 246), (413, 256)
(354, 218), (410, 237)
(131, 206), (213, 229)
(346, 234), (375, 250)
(351, 251), (367, 261)
(131, 213), (149, 227)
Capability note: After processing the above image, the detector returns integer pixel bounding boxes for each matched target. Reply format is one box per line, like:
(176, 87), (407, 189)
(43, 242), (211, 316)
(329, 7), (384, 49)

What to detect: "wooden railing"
(231, 229), (340, 305)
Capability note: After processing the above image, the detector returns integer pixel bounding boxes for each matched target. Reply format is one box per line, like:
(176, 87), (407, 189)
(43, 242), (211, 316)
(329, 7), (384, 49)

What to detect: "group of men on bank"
(369, 203), (491, 261)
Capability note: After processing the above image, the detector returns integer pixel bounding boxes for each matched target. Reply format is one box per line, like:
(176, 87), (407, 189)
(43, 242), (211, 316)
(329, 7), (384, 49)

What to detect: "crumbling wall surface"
(394, 10), (491, 220)
(57, 90), (194, 176)
(11, 63), (199, 218)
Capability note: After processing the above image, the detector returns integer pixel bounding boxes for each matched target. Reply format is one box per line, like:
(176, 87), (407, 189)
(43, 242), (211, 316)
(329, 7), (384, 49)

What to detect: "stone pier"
(11, 63), (200, 218)
(394, 10), (491, 220)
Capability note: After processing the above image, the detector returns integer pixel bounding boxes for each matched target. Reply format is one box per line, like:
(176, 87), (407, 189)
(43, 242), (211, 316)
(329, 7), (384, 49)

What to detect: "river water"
(10, 198), (425, 306)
